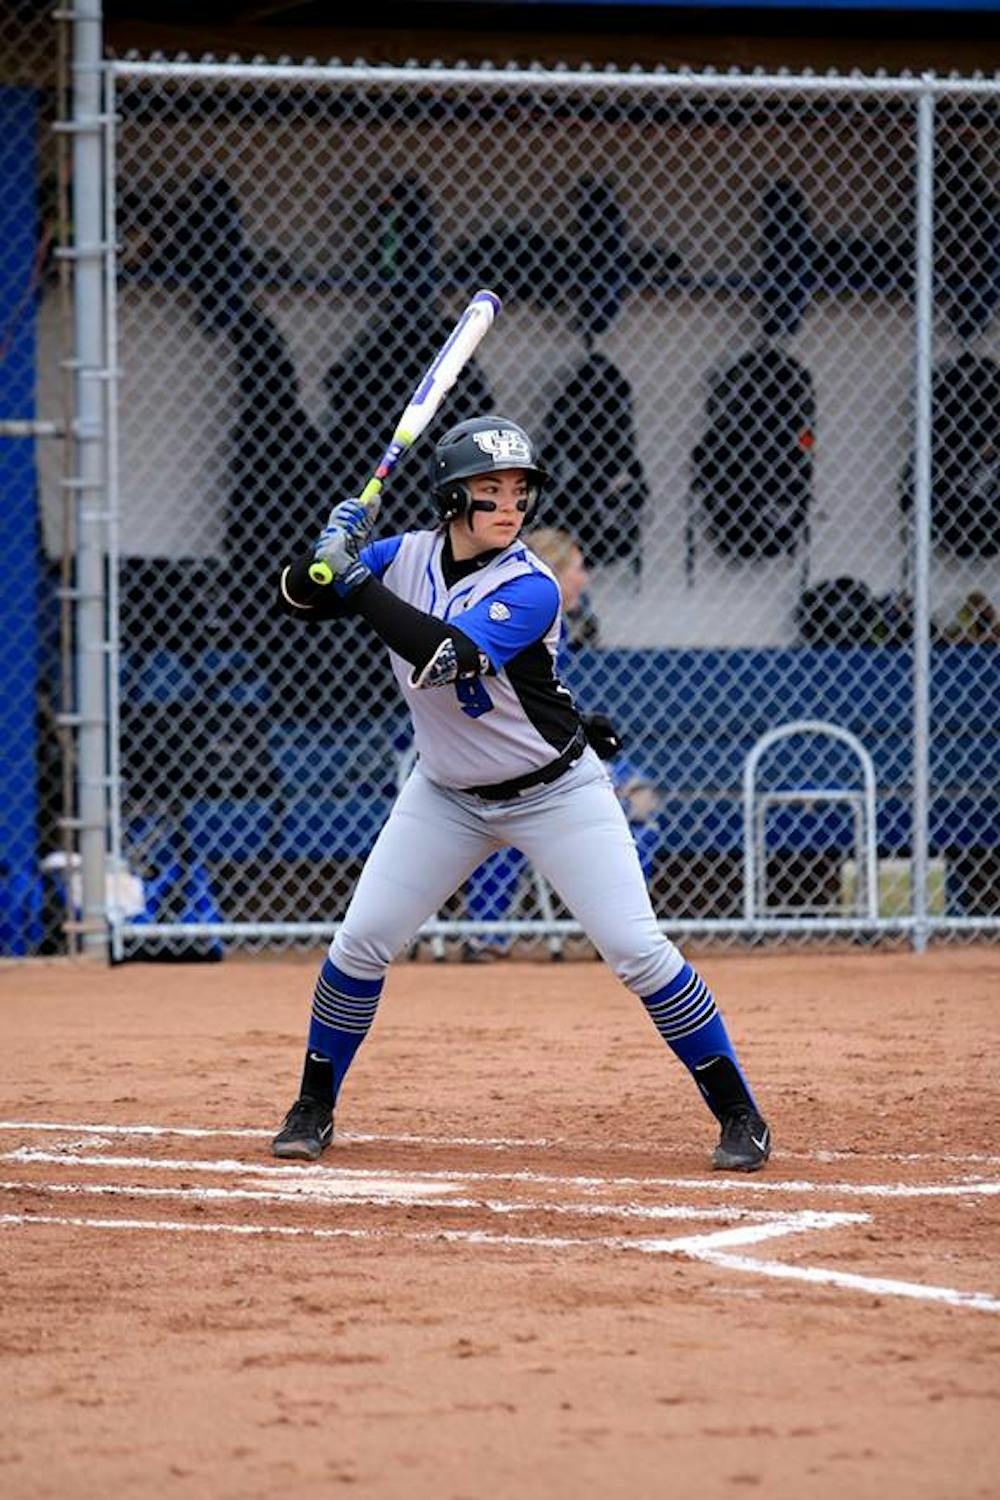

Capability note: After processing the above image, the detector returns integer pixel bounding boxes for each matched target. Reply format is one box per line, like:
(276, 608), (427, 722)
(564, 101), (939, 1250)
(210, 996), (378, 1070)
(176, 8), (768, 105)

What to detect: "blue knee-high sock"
(640, 962), (759, 1118)
(301, 958), (383, 1106)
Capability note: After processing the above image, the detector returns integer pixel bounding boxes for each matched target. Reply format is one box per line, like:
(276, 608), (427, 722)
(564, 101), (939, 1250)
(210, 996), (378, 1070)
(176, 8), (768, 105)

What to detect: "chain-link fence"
(46, 54), (1000, 956)
(0, 7), (74, 956)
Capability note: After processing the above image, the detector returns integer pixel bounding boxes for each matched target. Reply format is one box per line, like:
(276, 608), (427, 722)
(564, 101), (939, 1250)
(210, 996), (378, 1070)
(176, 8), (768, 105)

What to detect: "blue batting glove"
(332, 553), (372, 599)
(313, 524), (372, 598)
(320, 497), (372, 545)
(312, 496), (375, 584)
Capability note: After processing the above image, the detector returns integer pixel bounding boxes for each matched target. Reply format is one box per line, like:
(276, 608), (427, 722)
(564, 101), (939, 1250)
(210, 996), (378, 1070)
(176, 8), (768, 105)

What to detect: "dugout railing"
(33, 37), (1000, 956)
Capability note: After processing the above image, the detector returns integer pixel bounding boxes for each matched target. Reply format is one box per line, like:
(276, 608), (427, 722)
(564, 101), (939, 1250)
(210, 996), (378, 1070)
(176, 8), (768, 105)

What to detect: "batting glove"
(312, 525), (372, 599)
(331, 549), (372, 599)
(313, 496), (375, 580)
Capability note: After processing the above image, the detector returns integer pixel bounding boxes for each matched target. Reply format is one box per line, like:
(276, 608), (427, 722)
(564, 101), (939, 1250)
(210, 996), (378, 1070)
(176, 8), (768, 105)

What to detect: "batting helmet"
(431, 415), (546, 523)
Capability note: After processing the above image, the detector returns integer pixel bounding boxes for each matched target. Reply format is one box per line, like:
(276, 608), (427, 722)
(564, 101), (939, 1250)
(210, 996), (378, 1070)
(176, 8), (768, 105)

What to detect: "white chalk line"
(0, 1175), (829, 1227)
(1, 1120), (997, 1168)
(0, 1206), (860, 1256)
(694, 1251), (1000, 1314)
(5, 1147), (998, 1202)
(0, 1209), (767, 1255)
(2, 1204), (997, 1312)
(3, 1129), (998, 1313)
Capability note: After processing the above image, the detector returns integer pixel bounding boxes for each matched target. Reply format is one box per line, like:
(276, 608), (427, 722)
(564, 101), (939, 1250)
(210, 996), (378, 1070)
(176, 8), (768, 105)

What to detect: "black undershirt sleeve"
(278, 554), (481, 674)
(352, 577), (483, 673)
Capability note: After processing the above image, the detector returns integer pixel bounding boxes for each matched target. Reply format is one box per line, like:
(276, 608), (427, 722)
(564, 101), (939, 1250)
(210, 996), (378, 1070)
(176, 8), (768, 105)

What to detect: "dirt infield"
(1, 947), (998, 1499)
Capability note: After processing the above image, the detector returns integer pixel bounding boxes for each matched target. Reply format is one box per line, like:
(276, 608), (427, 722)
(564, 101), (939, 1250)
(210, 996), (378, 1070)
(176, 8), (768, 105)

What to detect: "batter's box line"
(3, 1153), (997, 1313)
(0, 1172), (827, 1229)
(0, 1203), (860, 1262)
(1, 1120), (998, 1170)
(0, 1193), (859, 1254)
(1, 1206), (998, 1314)
(5, 1146), (999, 1203)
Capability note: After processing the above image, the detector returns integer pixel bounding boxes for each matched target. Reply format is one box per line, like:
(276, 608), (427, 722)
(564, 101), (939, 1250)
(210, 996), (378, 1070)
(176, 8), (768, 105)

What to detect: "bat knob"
(308, 560), (334, 586)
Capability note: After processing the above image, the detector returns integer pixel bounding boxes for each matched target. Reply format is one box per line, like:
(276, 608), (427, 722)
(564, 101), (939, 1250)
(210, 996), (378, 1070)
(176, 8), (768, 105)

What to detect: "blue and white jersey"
(361, 529), (581, 789)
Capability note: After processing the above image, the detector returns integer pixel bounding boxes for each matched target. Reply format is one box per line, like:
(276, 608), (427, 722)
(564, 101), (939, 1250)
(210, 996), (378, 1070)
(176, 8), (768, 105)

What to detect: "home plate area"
(1, 1121), (998, 1314)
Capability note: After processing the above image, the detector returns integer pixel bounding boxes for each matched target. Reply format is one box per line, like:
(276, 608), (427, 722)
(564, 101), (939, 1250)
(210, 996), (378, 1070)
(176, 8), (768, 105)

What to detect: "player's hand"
(313, 497), (374, 580)
(583, 712), (622, 760)
(318, 528), (372, 599)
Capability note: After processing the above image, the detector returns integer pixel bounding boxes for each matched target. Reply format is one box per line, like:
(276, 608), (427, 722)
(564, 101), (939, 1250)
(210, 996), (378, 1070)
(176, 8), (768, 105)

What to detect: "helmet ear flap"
(437, 483), (468, 523)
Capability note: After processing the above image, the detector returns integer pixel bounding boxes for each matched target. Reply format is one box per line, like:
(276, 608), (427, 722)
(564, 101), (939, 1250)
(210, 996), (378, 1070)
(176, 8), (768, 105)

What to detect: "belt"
(465, 726), (588, 802)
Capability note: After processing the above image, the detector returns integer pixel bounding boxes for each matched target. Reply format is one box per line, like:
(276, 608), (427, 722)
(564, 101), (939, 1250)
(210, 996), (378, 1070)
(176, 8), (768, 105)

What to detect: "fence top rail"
(108, 57), (1000, 98)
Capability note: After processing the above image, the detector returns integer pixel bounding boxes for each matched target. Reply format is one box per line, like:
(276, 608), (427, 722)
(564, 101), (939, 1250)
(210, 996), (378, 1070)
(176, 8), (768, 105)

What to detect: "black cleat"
(461, 941), (507, 964)
(272, 1095), (333, 1161)
(712, 1106), (771, 1172)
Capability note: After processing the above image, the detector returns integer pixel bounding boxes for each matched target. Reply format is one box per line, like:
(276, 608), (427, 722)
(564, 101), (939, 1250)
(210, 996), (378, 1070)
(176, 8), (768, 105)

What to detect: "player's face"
(558, 545), (589, 613)
(451, 469), (531, 558)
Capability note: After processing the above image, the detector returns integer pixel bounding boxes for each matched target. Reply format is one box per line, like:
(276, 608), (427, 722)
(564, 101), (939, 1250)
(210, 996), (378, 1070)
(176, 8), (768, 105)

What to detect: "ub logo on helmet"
(472, 429), (533, 464)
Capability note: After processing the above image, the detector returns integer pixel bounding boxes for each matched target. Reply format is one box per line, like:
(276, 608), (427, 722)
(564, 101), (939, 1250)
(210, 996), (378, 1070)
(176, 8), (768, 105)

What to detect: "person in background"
(526, 527), (600, 646)
(607, 759), (663, 880)
(942, 590), (1000, 644)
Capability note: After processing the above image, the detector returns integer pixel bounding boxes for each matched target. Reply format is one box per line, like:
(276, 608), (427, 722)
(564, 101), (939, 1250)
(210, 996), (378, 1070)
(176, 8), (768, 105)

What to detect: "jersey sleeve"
(454, 571), (560, 671)
(359, 534), (404, 579)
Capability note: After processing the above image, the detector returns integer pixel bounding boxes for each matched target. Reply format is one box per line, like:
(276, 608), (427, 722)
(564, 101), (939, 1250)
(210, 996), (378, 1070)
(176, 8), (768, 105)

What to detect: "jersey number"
(456, 678), (494, 718)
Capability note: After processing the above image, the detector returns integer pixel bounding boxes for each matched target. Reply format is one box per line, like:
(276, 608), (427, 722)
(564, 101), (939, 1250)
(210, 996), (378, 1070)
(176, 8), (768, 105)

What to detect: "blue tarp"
(119, 644), (1000, 863)
(0, 87), (42, 954)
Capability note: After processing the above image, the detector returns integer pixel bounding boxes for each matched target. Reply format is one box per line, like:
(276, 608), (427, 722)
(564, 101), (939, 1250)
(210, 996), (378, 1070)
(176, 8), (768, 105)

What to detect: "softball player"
(272, 415), (771, 1171)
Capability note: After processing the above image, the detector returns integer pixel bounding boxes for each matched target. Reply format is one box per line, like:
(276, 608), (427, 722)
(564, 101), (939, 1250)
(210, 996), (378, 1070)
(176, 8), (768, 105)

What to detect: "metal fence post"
(70, 0), (108, 957)
(911, 85), (935, 954)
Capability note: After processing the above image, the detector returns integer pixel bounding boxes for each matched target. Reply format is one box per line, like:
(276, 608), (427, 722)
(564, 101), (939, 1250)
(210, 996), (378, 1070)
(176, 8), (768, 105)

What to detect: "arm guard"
(352, 577), (485, 677)
(409, 634), (491, 690)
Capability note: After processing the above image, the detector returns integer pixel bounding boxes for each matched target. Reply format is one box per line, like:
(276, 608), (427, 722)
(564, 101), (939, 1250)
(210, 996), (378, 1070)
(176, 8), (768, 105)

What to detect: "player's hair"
(523, 527), (583, 581)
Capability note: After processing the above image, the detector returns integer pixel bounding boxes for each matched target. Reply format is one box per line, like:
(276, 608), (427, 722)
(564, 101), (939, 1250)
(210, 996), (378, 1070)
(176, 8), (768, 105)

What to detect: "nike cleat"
(712, 1106), (771, 1172)
(272, 1095), (333, 1161)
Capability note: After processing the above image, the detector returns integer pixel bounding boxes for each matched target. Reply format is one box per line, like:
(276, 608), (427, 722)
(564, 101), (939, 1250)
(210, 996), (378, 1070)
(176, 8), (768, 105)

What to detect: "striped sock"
(641, 962), (757, 1115)
(303, 958), (383, 1104)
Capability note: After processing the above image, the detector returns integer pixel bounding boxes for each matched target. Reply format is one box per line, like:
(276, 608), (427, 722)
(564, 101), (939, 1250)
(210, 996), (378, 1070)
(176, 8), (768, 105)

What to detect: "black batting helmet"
(430, 415), (546, 523)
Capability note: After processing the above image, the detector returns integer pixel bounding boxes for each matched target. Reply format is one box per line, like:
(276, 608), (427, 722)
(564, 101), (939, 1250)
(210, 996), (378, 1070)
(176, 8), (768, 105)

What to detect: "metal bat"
(308, 288), (501, 585)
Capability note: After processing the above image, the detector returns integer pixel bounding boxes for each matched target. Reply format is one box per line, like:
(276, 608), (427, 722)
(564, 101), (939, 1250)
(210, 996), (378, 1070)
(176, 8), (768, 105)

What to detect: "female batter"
(272, 415), (771, 1171)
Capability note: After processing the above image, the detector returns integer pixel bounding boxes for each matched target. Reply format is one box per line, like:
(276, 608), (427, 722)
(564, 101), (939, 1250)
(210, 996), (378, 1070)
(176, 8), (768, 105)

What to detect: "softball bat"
(309, 288), (501, 585)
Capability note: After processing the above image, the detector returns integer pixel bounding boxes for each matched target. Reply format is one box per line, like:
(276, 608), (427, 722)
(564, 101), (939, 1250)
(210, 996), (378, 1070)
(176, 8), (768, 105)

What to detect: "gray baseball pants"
(328, 748), (686, 997)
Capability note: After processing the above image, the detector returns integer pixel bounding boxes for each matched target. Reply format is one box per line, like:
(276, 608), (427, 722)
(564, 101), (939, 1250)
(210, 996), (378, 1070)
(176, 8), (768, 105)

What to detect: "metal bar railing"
(910, 86), (936, 955)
